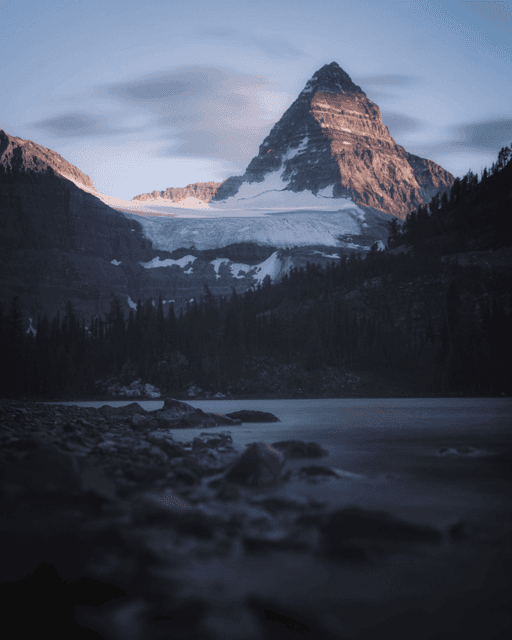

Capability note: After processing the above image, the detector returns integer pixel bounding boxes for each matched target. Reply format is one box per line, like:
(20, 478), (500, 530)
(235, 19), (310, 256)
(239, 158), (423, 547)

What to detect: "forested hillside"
(2, 146), (511, 399)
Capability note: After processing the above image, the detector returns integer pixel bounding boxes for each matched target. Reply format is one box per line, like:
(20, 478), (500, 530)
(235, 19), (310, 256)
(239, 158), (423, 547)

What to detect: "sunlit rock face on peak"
(0, 130), (96, 193)
(213, 62), (454, 219)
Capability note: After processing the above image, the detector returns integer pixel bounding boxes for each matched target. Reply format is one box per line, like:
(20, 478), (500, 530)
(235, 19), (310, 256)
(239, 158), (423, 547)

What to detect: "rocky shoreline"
(1, 399), (510, 639)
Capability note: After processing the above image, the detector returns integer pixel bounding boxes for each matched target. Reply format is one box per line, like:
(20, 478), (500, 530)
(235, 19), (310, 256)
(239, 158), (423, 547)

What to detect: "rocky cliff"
(0, 130), (96, 192)
(213, 63), (454, 219)
(133, 181), (225, 202)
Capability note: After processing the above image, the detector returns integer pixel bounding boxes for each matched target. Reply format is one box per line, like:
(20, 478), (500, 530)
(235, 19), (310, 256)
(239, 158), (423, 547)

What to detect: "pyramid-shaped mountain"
(212, 62), (453, 219)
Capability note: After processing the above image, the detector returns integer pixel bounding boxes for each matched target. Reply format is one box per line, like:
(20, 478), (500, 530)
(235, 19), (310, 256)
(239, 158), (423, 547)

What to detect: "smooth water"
(51, 397), (512, 528)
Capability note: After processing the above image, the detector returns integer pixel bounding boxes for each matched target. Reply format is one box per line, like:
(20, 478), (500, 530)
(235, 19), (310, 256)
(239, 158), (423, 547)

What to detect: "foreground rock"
(224, 442), (286, 488)
(1, 399), (497, 640)
(151, 398), (242, 429)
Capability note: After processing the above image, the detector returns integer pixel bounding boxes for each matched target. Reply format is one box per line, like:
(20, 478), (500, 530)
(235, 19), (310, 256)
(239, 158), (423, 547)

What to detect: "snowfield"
(89, 163), (394, 253)
(130, 210), (364, 253)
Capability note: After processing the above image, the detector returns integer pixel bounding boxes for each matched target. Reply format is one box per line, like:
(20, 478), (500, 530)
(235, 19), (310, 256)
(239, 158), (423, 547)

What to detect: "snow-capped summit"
(117, 62), (454, 254)
(212, 62), (453, 219)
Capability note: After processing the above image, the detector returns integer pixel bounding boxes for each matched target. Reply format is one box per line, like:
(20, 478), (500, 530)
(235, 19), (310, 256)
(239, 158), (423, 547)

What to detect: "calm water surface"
(52, 398), (512, 528)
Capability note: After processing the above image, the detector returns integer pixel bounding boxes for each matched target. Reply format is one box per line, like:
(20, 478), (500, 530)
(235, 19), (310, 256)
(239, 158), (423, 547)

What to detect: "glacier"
(93, 156), (395, 254)
(129, 210), (365, 253)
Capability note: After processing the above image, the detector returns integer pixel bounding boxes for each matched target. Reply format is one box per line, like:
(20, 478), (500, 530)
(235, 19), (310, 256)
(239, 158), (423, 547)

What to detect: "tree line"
(388, 144), (512, 253)
(1, 248), (510, 398)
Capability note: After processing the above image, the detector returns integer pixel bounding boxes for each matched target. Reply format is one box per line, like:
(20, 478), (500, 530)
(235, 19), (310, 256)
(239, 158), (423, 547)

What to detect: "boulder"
(130, 413), (158, 431)
(224, 442), (285, 488)
(192, 432), (233, 451)
(271, 440), (326, 458)
(99, 403), (147, 417)
(190, 432), (238, 473)
(143, 383), (161, 399)
(225, 410), (280, 423)
(151, 398), (241, 429)
(159, 398), (198, 415)
(145, 431), (187, 458)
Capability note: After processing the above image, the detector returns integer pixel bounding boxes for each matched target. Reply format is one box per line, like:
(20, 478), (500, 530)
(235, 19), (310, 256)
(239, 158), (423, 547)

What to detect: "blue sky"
(1, 0), (511, 199)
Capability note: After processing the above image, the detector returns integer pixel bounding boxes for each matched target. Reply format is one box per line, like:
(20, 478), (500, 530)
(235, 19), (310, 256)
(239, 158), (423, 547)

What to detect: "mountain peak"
(301, 61), (364, 96)
(213, 63), (453, 218)
(0, 129), (96, 192)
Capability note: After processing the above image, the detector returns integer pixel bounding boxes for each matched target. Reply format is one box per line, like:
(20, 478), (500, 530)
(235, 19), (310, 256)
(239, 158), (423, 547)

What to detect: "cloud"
(100, 66), (286, 163)
(200, 28), (306, 59)
(382, 111), (422, 135)
(354, 75), (418, 102)
(355, 74), (418, 87)
(409, 116), (512, 157)
(458, 0), (512, 35)
(31, 112), (126, 138)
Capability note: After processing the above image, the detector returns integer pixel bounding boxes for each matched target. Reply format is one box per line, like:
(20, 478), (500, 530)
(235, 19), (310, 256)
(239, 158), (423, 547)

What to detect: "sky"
(1, 0), (511, 200)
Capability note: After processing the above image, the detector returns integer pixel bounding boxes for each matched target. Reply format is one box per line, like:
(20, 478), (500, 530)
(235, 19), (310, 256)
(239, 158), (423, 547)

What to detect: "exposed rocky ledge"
(133, 181), (226, 202)
(1, 399), (507, 640)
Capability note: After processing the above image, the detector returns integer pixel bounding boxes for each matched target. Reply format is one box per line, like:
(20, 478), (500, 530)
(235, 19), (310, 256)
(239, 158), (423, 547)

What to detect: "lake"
(48, 397), (512, 638)
(50, 397), (512, 529)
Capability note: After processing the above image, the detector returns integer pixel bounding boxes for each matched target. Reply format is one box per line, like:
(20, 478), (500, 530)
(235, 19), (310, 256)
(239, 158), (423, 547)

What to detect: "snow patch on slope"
(209, 253), (293, 283)
(252, 252), (290, 283)
(229, 262), (254, 279)
(211, 258), (230, 279)
(140, 255), (197, 269)
(313, 251), (340, 259)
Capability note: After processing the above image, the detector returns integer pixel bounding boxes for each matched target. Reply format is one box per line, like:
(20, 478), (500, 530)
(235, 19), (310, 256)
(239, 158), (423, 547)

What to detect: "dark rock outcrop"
(99, 402), (147, 416)
(150, 397), (242, 429)
(225, 409), (281, 423)
(224, 442), (285, 487)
